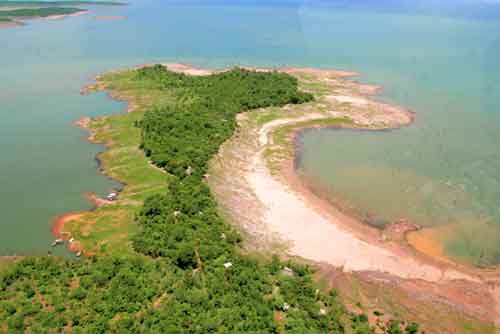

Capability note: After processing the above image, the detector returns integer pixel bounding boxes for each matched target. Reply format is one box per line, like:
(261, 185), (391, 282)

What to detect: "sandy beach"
(248, 116), (461, 281)
(43, 10), (89, 21)
(204, 65), (500, 325)
(68, 63), (500, 326)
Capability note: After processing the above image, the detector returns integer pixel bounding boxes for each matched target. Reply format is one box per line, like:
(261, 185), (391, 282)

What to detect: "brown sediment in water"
(52, 212), (85, 239)
(51, 193), (109, 256)
(292, 128), (500, 279)
(275, 119), (500, 326)
(0, 10), (89, 29)
(407, 225), (456, 266)
(206, 65), (500, 326)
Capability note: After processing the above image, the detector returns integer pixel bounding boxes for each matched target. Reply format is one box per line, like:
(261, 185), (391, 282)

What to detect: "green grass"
(248, 106), (284, 126)
(64, 71), (173, 256)
(300, 80), (336, 96)
(2, 65), (491, 334)
(0, 66), (358, 334)
(0, 259), (12, 272)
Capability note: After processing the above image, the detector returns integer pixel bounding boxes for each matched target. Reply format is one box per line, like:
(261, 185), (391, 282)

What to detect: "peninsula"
(1, 63), (498, 333)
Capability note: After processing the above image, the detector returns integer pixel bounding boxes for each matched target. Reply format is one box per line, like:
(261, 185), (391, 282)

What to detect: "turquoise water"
(1, 1), (499, 264)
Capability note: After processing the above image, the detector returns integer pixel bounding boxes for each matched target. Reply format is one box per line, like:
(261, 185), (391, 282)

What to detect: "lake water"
(1, 1), (499, 265)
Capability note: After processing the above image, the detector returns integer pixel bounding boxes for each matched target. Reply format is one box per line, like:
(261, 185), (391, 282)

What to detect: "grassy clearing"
(248, 106), (285, 126)
(63, 71), (172, 256)
(0, 259), (12, 272)
(293, 73), (341, 96)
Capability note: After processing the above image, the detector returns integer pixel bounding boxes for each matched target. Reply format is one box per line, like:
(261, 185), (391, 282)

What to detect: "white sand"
(246, 115), (476, 283)
(326, 95), (369, 106)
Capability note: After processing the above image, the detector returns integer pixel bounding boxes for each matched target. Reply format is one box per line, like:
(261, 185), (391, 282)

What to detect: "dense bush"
(0, 66), (418, 333)
(139, 65), (312, 179)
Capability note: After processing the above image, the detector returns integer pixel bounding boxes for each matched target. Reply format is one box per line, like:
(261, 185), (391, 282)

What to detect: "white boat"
(51, 239), (64, 247)
(106, 192), (118, 201)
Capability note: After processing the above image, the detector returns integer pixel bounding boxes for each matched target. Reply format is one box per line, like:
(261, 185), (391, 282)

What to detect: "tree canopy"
(0, 66), (419, 333)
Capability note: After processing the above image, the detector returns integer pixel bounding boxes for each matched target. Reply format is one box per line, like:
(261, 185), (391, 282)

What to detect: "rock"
(281, 266), (295, 277)
(382, 218), (420, 241)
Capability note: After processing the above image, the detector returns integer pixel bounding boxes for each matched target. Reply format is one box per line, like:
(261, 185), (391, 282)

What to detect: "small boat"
(106, 192), (118, 201)
(51, 239), (64, 247)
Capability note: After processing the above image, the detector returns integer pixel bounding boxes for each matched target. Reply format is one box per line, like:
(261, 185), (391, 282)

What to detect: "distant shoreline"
(0, 1), (127, 29)
(0, 20), (24, 28)
(0, 9), (89, 28)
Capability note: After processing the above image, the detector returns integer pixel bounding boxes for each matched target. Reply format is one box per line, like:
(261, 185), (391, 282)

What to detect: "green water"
(1, 1), (499, 264)
(296, 9), (500, 265)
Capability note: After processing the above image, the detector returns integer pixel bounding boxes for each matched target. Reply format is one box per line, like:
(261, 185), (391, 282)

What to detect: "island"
(1, 63), (498, 333)
(0, 1), (125, 27)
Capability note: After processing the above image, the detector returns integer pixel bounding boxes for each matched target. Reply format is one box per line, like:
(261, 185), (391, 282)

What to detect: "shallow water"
(296, 8), (500, 265)
(1, 1), (499, 264)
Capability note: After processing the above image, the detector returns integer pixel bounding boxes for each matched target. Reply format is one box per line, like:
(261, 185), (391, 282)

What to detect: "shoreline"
(0, 2), (128, 29)
(205, 65), (500, 324)
(43, 9), (90, 21)
(56, 63), (500, 325)
(51, 193), (110, 256)
(292, 130), (500, 276)
(0, 10), (90, 29)
(285, 127), (500, 282)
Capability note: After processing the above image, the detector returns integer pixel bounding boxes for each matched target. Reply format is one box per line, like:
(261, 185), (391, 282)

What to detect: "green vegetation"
(0, 1), (124, 7)
(0, 7), (82, 20)
(64, 103), (169, 255)
(0, 1), (124, 24)
(137, 65), (312, 179)
(0, 65), (420, 333)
